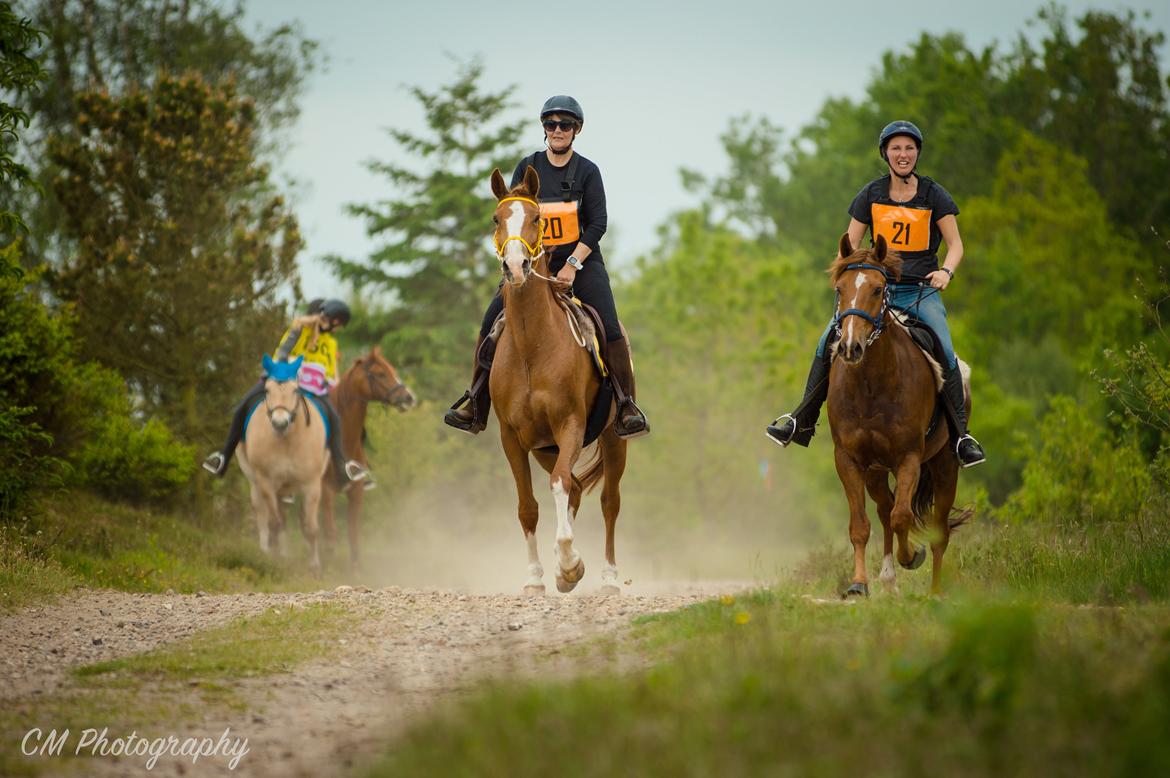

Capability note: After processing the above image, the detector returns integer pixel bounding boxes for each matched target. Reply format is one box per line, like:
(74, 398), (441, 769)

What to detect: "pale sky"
(242, 0), (1170, 300)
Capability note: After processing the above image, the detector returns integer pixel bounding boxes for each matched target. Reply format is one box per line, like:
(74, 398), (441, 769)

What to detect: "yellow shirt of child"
(274, 325), (339, 396)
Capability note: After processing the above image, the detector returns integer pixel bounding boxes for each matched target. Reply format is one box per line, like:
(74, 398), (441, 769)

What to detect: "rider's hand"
(555, 263), (578, 289)
(927, 269), (951, 290)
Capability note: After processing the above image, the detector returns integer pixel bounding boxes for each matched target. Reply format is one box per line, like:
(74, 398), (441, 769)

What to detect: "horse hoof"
(902, 545), (927, 570)
(598, 584), (621, 597)
(555, 559), (585, 593)
(842, 582), (869, 599)
(522, 584), (546, 596)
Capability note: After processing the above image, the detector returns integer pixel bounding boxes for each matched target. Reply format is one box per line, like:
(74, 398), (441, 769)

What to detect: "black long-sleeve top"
(511, 150), (607, 265)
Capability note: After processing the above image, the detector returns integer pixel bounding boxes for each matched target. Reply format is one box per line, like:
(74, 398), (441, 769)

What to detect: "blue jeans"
(816, 284), (956, 369)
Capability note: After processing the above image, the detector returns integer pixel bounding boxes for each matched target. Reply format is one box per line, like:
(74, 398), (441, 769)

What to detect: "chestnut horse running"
(320, 347), (415, 569)
(488, 166), (628, 595)
(828, 233), (969, 596)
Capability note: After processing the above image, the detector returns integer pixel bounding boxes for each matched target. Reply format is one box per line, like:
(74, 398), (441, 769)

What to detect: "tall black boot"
(202, 381), (266, 475)
(941, 364), (986, 468)
(444, 336), (495, 434)
(606, 338), (649, 439)
(766, 350), (832, 448)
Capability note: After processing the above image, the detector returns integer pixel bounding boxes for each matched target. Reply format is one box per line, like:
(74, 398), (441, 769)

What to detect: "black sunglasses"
(543, 120), (578, 132)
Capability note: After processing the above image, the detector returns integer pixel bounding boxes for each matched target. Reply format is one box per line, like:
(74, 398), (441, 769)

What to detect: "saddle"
(486, 295), (615, 450)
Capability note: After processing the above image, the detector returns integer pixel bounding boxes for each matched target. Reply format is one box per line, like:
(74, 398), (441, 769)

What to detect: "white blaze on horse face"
(845, 272), (866, 346)
(502, 201), (531, 283)
(552, 478), (580, 574)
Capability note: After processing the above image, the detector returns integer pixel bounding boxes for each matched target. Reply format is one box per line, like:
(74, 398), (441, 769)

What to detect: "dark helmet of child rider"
(319, 299), (351, 331)
(878, 120), (923, 184)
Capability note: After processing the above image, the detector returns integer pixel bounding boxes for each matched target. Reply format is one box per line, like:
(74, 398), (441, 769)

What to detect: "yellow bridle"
(493, 196), (545, 258)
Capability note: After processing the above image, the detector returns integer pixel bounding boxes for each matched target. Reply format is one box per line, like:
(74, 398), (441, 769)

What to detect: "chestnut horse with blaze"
(320, 347), (415, 569)
(828, 233), (969, 596)
(489, 166), (628, 595)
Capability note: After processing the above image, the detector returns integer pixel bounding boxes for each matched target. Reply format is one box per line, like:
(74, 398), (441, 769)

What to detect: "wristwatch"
(940, 267), (954, 279)
(566, 256), (584, 270)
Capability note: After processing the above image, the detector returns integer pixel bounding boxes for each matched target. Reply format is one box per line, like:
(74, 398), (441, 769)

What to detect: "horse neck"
(501, 276), (562, 358)
(333, 374), (368, 438)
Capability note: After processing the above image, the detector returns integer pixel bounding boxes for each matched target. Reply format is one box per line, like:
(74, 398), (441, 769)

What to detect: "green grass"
(2, 489), (363, 609)
(0, 602), (356, 777)
(364, 518), (1170, 778)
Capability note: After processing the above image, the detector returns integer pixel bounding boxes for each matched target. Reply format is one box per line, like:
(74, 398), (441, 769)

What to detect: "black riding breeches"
(478, 258), (623, 343)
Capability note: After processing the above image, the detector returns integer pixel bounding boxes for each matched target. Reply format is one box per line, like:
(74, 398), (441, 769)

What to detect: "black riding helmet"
(320, 299), (351, 327)
(540, 95), (584, 126)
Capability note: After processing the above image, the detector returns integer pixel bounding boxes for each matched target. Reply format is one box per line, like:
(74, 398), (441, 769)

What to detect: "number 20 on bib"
(540, 201), (581, 247)
(871, 204), (931, 252)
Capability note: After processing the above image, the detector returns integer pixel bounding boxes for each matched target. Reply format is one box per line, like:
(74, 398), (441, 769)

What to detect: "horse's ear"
(874, 234), (888, 261)
(373, 344), (383, 357)
(490, 168), (508, 200)
(522, 164), (540, 198)
(839, 232), (853, 258)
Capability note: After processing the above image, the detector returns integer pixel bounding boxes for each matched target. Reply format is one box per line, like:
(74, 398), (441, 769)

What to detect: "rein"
(833, 262), (893, 347)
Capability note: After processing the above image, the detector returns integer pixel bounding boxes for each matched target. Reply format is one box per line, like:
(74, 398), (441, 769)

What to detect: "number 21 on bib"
(871, 204), (931, 252)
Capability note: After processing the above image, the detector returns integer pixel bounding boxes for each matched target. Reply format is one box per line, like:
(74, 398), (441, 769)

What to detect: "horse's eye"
(874, 286), (884, 295)
(492, 215), (498, 225)
(533, 216), (541, 225)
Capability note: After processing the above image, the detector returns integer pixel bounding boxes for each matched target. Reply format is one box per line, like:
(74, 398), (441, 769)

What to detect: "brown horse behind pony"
(828, 233), (970, 596)
(488, 165), (628, 595)
(319, 346), (415, 569)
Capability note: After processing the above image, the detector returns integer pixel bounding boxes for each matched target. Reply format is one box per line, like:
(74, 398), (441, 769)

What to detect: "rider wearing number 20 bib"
(765, 120), (986, 468)
(444, 94), (649, 439)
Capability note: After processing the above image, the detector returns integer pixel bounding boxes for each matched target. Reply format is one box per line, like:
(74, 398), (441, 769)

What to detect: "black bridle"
(264, 380), (310, 426)
(833, 262), (893, 347)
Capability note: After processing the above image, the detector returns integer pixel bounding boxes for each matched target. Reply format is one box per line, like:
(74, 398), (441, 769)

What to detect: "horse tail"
(574, 445), (606, 495)
(948, 505), (974, 531)
(911, 463), (934, 528)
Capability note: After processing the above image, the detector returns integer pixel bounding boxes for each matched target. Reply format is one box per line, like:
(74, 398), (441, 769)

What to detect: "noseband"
(833, 262), (892, 348)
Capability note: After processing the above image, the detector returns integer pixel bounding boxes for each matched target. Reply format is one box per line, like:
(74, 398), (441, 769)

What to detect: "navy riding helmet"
(878, 120), (923, 162)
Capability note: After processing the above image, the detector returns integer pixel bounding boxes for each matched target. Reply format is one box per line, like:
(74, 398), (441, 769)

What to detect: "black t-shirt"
(511, 151), (607, 265)
(848, 175), (959, 282)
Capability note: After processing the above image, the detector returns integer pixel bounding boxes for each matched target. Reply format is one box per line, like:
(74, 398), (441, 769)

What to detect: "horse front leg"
(550, 421), (586, 593)
(833, 447), (871, 597)
(891, 457), (927, 572)
(249, 483), (274, 555)
(500, 424), (544, 594)
(865, 470), (898, 592)
(346, 486), (365, 572)
(320, 476), (338, 561)
(301, 482), (323, 577)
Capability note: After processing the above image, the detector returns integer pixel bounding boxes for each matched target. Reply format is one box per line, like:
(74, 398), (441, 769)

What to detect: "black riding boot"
(606, 338), (649, 439)
(320, 396), (367, 488)
(202, 381), (266, 476)
(766, 350), (832, 447)
(444, 336), (495, 434)
(940, 364), (986, 468)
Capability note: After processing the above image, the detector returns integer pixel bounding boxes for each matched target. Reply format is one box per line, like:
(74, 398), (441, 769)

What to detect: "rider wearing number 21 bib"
(444, 94), (649, 439)
(765, 120), (986, 468)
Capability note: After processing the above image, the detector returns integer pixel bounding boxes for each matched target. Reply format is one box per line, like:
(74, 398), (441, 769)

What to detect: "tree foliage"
(327, 60), (527, 395)
(47, 72), (301, 446)
(0, 3), (44, 235)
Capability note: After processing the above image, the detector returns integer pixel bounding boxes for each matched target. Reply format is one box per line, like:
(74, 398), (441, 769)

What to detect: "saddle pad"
(243, 391), (330, 448)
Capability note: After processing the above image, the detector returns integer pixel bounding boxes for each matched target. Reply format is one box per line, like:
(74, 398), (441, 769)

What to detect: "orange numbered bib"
(871, 203), (931, 252)
(540, 201), (581, 247)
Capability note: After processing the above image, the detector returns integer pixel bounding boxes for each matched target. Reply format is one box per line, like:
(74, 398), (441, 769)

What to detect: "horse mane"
(828, 245), (904, 284)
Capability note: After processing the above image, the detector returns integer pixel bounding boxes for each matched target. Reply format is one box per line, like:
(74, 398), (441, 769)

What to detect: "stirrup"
(344, 460), (370, 481)
(362, 472), (377, 491)
(764, 414), (797, 448)
(613, 401), (650, 439)
(202, 452), (226, 475)
(955, 434), (986, 469)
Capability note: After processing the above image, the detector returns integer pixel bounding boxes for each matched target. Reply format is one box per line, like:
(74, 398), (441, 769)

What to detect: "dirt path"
(2, 582), (744, 776)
